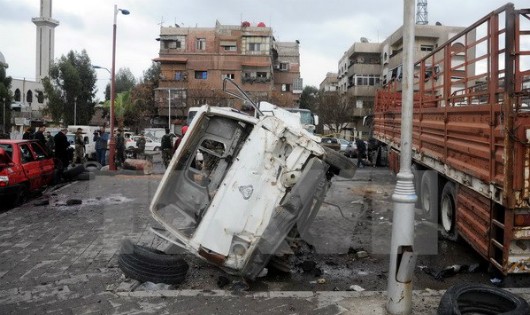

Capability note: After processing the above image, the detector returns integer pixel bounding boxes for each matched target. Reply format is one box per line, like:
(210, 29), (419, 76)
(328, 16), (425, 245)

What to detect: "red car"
(0, 140), (55, 206)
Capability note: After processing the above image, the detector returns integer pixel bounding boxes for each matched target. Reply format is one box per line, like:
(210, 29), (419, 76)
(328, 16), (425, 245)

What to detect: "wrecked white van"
(149, 80), (355, 279)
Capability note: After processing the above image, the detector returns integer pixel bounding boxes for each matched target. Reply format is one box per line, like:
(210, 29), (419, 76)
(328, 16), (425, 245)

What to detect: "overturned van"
(149, 82), (355, 280)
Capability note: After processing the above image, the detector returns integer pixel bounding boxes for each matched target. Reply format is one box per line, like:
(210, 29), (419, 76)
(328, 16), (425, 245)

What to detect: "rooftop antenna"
(158, 16), (165, 27)
(416, 0), (428, 25)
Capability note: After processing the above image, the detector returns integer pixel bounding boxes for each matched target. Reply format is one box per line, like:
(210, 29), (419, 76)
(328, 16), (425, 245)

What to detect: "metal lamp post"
(109, 4), (129, 170)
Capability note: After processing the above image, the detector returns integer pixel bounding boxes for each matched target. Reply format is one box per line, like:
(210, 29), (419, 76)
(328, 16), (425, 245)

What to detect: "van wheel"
(437, 283), (530, 315)
(322, 146), (356, 178)
(118, 239), (188, 285)
(420, 171), (437, 222)
(440, 182), (459, 241)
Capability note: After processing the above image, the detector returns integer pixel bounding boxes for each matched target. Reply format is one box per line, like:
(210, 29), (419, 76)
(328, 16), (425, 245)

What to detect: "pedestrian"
(53, 127), (70, 170)
(161, 128), (173, 168)
(115, 128), (125, 167)
(34, 126), (46, 148)
(172, 125), (188, 154)
(74, 128), (85, 164)
(93, 126), (109, 166)
(136, 133), (146, 159)
(22, 127), (33, 139)
(356, 138), (367, 168)
(45, 131), (55, 155)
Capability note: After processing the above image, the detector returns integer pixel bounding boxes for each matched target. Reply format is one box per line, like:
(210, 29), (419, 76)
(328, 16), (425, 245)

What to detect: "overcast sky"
(0, 0), (527, 100)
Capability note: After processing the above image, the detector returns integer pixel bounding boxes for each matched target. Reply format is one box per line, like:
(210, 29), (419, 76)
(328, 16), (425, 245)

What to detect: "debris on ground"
(317, 278), (326, 284)
(217, 276), (230, 288)
(419, 263), (483, 280)
(65, 199), (82, 206)
(349, 285), (365, 292)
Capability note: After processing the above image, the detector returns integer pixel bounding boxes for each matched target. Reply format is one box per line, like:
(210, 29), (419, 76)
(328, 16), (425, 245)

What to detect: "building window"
(26, 90), (33, 103)
(195, 71), (208, 80)
(14, 89), (21, 102)
(249, 43), (261, 52)
(196, 38), (206, 50)
(420, 44), (434, 52)
(281, 84), (291, 92)
(256, 72), (267, 78)
(37, 91), (44, 103)
(222, 73), (235, 80)
(280, 63), (289, 71)
(223, 45), (237, 51)
(175, 71), (187, 81)
(355, 75), (381, 86)
(165, 40), (182, 49)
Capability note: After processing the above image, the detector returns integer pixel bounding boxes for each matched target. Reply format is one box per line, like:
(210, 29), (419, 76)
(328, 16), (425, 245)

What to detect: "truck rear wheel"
(440, 181), (458, 241)
(420, 171), (437, 222)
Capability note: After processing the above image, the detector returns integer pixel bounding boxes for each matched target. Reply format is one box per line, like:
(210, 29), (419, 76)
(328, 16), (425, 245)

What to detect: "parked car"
(338, 138), (350, 152)
(0, 140), (55, 206)
(320, 137), (341, 151)
(125, 136), (162, 151)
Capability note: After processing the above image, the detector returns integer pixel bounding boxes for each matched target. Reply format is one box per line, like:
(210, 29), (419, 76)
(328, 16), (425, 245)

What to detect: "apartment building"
(153, 21), (302, 123)
(335, 24), (465, 139)
(319, 72), (339, 92)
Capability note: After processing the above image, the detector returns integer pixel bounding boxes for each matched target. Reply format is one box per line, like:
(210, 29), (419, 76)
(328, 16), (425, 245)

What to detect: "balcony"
(352, 107), (373, 117)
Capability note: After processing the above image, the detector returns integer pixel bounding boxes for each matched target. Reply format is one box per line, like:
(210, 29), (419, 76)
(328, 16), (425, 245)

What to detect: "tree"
(0, 65), (12, 133)
(42, 50), (97, 125)
(104, 67), (137, 101)
(125, 62), (161, 131)
(299, 86), (319, 111)
(316, 92), (354, 134)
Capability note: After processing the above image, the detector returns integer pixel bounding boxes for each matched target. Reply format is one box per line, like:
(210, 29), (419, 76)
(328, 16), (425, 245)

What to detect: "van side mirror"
(314, 115), (319, 126)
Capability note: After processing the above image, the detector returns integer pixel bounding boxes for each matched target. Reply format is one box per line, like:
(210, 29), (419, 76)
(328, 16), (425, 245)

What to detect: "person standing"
(54, 128), (70, 169)
(74, 128), (85, 164)
(136, 133), (146, 159)
(34, 126), (46, 148)
(45, 131), (55, 155)
(161, 128), (172, 168)
(22, 127), (33, 139)
(172, 125), (188, 154)
(356, 138), (367, 168)
(115, 129), (125, 167)
(94, 126), (109, 166)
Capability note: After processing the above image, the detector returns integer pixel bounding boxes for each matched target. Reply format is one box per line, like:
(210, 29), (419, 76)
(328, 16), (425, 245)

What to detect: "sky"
(0, 0), (528, 101)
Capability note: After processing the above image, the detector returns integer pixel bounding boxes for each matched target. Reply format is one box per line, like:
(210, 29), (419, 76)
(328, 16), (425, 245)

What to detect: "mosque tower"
(32, 0), (59, 82)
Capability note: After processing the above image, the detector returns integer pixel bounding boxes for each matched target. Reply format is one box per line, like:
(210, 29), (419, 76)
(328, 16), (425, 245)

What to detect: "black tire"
(420, 171), (438, 222)
(83, 161), (102, 171)
(153, 146), (161, 151)
(437, 283), (530, 315)
(322, 146), (357, 178)
(76, 172), (95, 181)
(118, 240), (188, 284)
(62, 165), (86, 181)
(440, 181), (459, 241)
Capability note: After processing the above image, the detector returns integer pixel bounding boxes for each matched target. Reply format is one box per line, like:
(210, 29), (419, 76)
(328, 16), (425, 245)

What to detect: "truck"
(373, 3), (530, 274)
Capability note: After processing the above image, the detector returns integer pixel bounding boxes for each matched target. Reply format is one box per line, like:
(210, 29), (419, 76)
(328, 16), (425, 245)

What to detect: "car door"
(29, 142), (55, 185)
(18, 143), (42, 190)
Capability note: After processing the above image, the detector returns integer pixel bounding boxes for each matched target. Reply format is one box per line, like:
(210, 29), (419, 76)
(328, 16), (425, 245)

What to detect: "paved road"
(0, 164), (529, 314)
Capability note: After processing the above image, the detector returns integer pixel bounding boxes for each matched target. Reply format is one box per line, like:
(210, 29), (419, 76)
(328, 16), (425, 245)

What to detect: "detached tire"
(437, 283), (530, 315)
(118, 240), (188, 285)
(322, 146), (357, 178)
(83, 161), (102, 171)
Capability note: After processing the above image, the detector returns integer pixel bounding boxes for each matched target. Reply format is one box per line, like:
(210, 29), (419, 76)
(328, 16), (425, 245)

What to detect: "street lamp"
(109, 4), (129, 170)
(93, 65), (111, 74)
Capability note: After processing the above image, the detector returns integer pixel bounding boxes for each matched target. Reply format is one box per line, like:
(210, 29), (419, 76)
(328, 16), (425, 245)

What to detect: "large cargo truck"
(373, 3), (530, 274)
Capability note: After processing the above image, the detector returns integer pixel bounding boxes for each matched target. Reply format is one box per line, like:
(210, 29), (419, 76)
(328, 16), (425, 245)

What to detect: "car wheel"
(437, 283), (530, 315)
(118, 240), (189, 285)
(10, 183), (29, 207)
(440, 181), (459, 241)
(322, 146), (356, 178)
(154, 147), (161, 151)
(420, 171), (438, 222)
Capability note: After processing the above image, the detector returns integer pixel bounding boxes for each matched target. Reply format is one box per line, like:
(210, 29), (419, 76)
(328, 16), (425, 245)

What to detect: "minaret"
(32, 0), (59, 82)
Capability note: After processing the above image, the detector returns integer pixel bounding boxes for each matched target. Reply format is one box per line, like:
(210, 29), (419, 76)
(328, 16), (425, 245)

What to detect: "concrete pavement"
(1, 171), (529, 314)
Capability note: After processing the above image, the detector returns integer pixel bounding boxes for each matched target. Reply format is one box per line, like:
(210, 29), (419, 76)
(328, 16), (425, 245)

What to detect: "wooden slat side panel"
(457, 185), (491, 259)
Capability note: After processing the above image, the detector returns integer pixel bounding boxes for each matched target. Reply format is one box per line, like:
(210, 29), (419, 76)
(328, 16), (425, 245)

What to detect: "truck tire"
(118, 240), (188, 285)
(440, 182), (459, 241)
(322, 146), (356, 178)
(437, 283), (530, 315)
(420, 171), (438, 222)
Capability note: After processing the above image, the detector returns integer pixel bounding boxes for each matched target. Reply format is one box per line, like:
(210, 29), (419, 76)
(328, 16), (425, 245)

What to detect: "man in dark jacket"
(356, 138), (367, 168)
(54, 128), (70, 169)
(34, 126), (46, 149)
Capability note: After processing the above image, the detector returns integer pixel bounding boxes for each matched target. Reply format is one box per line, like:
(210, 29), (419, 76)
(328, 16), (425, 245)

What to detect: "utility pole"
(386, 0), (417, 314)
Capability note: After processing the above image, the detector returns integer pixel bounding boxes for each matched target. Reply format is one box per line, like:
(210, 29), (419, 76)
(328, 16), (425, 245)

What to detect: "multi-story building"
(334, 24), (466, 139)
(153, 21), (302, 124)
(319, 72), (338, 92)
